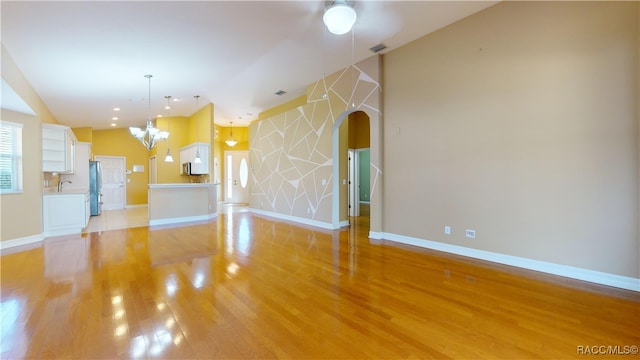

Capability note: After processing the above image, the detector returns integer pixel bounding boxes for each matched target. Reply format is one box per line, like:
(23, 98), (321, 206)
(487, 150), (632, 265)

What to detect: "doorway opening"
(335, 110), (371, 229)
(347, 111), (371, 221)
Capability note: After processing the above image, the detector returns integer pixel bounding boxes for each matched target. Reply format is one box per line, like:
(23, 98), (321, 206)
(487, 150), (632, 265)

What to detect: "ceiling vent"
(369, 43), (387, 53)
(275, 90), (286, 96)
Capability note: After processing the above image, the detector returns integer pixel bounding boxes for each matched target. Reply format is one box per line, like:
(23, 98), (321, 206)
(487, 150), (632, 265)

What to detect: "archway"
(331, 108), (380, 235)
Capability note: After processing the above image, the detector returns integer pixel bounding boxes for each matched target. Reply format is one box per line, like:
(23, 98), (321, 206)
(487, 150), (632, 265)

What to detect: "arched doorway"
(332, 109), (377, 233)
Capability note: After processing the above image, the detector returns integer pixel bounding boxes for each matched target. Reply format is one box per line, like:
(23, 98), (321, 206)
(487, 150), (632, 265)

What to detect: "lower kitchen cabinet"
(43, 191), (89, 236)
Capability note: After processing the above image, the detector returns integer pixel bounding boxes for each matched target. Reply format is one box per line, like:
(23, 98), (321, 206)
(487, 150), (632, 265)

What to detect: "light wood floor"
(1, 207), (638, 359)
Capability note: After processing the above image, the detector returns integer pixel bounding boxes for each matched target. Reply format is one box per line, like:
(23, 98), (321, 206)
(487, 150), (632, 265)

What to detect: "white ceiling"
(1, 1), (497, 129)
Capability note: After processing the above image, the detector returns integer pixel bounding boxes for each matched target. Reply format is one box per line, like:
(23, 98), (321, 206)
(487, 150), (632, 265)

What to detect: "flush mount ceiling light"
(323, 1), (357, 35)
(129, 75), (169, 150)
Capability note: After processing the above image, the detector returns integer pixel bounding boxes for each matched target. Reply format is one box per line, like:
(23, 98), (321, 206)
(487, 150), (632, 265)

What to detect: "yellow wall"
(257, 95), (306, 121)
(92, 128), (152, 205)
(72, 127), (93, 143)
(348, 111), (370, 149)
(155, 116), (189, 184)
(91, 104), (215, 204)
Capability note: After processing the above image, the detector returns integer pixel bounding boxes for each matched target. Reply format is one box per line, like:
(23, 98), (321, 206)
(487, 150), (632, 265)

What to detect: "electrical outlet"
(444, 226), (451, 235)
(465, 229), (476, 239)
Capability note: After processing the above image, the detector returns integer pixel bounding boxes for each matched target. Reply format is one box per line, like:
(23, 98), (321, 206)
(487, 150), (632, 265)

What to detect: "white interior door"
(225, 150), (249, 204)
(95, 156), (126, 210)
(348, 149), (359, 217)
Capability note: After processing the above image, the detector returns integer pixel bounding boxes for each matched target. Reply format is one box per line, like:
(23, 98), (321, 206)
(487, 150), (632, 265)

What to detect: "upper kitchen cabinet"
(180, 142), (209, 175)
(42, 123), (76, 173)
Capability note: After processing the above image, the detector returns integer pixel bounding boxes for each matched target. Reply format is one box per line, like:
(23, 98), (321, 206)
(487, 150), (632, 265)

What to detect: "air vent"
(369, 43), (387, 53)
(275, 90), (286, 96)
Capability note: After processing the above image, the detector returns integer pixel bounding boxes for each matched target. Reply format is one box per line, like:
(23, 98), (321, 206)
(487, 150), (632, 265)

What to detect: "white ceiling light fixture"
(129, 74), (169, 150)
(225, 121), (238, 147)
(323, 1), (357, 35)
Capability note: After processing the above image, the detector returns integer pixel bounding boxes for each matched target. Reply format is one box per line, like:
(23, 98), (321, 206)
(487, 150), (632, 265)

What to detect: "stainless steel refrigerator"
(89, 161), (102, 216)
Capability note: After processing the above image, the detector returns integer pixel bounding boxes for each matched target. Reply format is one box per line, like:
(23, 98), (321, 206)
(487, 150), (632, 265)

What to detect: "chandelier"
(129, 74), (169, 150)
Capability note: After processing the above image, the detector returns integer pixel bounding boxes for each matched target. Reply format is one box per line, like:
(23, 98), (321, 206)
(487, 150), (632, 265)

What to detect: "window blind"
(0, 121), (24, 193)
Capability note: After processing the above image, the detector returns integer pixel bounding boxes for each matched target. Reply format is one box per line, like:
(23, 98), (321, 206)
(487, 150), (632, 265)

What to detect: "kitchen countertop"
(148, 183), (218, 189)
(43, 188), (89, 195)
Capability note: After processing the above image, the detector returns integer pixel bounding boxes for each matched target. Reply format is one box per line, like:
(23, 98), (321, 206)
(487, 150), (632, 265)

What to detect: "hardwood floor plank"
(1, 208), (638, 359)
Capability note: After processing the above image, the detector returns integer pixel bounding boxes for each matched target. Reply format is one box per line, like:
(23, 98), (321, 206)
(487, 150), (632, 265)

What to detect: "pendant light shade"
(163, 95), (174, 162)
(193, 95), (202, 163)
(164, 148), (174, 162)
(225, 121), (237, 147)
(323, 1), (357, 35)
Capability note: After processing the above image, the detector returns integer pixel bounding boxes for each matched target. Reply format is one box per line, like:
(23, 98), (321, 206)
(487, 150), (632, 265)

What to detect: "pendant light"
(225, 121), (238, 147)
(193, 95), (202, 164)
(164, 95), (174, 162)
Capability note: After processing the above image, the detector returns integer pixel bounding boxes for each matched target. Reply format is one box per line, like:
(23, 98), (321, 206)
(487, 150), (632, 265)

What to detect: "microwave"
(182, 162), (192, 175)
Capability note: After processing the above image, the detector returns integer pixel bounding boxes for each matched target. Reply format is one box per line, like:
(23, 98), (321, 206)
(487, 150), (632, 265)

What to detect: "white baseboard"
(149, 213), (217, 227)
(250, 208), (334, 230)
(378, 232), (639, 292)
(126, 204), (148, 209)
(0, 234), (45, 251)
(339, 220), (349, 227)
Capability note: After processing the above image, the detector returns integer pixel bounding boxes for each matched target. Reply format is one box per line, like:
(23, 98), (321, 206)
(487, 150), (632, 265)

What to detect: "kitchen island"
(148, 183), (218, 226)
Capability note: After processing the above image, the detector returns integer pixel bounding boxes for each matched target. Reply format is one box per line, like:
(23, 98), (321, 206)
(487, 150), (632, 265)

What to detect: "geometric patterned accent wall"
(249, 56), (382, 230)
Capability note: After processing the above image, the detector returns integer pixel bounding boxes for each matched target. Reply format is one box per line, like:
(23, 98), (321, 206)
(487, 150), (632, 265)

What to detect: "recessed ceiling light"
(157, 114), (163, 118)
(111, 123), (117, 127)
(112, 116), (118, 121)
(113, 107), (120, 111)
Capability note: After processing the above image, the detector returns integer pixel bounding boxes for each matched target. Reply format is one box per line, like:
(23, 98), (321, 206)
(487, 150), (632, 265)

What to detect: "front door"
(95, 155), (126, 210)
(224, 150), (249, 204)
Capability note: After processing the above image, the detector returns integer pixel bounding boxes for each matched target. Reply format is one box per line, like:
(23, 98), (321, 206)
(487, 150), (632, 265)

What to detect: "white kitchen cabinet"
(63, 142), (91, 189)
(42, 123), (76, 173)
(180, 142), (209, 175)
(43, 191), (89, 236)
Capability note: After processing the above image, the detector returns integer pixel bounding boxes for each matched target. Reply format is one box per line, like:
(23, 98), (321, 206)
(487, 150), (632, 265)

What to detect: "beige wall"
(1, 46), (59, 243)
(383, 1), (639, 277)
(0, 110), (42, 242)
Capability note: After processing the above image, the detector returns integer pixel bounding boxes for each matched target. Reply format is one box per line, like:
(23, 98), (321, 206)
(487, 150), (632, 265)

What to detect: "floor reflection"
(2, 204), (632, 359)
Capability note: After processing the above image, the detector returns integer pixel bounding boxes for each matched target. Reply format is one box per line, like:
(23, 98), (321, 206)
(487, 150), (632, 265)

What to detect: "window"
(0, 121), (24, 193)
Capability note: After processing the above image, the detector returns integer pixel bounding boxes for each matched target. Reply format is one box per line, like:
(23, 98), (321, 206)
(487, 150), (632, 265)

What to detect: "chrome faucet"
(58, 179), (72, 192)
